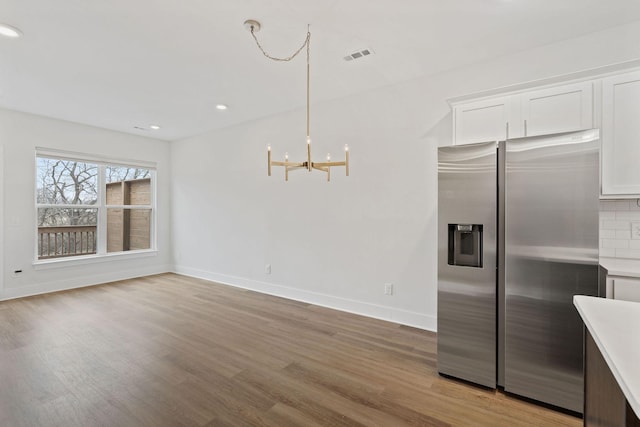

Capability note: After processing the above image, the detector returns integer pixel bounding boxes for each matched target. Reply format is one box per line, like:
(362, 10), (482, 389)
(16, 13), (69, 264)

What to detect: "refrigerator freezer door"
(438, 142), (497, 388)
(504, 129), (600, 413)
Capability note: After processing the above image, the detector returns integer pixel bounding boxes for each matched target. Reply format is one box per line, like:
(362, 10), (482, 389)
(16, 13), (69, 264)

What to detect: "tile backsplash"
(600, 199), (640, 259)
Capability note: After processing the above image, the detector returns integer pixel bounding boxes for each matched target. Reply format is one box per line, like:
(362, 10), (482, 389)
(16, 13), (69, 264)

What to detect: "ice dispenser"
(448, 224), (483, 267)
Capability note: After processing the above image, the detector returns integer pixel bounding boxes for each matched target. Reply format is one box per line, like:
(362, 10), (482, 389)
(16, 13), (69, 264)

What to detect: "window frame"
(34, 148), (157, 266)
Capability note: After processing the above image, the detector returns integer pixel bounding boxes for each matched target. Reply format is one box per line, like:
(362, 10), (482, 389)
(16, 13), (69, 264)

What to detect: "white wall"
(0, 109), (172, 299)
(170, 20), (640, 332)
(172, 88), (437, 328)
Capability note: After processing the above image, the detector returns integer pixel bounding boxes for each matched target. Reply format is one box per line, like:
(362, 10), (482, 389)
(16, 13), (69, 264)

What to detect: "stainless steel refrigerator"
(437, 129), (602, 413)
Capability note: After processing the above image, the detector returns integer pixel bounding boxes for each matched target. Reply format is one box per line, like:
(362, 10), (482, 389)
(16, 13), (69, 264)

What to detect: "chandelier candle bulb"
(345, 145), (350, 176)
(285, 152), (289, 181)
(307, 137), (312, 172)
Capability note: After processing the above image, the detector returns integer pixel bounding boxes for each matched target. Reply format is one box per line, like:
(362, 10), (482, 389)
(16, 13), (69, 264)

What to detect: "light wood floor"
(0, 273), (581, 426)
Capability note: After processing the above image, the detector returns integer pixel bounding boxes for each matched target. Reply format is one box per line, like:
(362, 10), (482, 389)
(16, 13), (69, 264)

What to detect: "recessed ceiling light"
(149, 125), (161, 130)
(216, 104), (228, 110)
(0, 23), (23, 38)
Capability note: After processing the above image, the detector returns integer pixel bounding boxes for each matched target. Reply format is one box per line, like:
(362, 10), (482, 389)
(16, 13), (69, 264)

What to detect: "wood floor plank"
(0, 273), (581, 426)
(263, 402), (327, 427)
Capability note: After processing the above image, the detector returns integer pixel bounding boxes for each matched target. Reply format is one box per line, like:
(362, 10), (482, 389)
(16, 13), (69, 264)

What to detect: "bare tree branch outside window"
(37, 158), (98, 227)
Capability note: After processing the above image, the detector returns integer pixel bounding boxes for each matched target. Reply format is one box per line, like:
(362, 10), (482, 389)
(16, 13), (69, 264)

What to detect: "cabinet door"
(453, 96), (519, 145)
(602, 70), (640, 196)
(521, 81), (593, 137)
(612, 277), (640, 302)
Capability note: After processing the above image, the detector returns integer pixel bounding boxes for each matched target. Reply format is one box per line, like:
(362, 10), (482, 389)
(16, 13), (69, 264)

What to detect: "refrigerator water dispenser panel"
(448, 224), (483, 268)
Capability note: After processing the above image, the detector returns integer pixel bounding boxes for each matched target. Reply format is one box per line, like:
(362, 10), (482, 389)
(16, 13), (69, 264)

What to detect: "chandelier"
(244, 20), (349, 182)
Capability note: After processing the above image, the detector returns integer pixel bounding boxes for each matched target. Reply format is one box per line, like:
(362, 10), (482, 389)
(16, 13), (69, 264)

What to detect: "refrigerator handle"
(524, 119), (528, 137)
(505, 122), (509, 140)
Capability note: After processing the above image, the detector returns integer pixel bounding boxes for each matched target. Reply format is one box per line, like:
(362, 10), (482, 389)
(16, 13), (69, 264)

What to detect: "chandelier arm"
(314, 161), (346, 168)
(271, 161), (305, 168)
(311, 164), (330, 181)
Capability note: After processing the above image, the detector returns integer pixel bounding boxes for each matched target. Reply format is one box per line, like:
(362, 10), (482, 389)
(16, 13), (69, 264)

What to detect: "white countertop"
(599, 257), (640, 278)
(574, 295), (640, 418)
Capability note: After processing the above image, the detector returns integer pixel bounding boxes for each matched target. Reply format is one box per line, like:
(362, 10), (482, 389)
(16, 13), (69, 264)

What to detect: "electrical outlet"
(265, 264), (271, 274)
(632, 222), (640, 240)
(384, 283), (394, 295)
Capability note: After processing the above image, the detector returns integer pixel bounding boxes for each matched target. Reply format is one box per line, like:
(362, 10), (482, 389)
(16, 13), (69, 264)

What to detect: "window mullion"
(97, 165), (107, 255)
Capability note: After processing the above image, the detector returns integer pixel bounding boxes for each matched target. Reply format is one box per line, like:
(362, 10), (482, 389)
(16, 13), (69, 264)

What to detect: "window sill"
(33, 249), (158, 270)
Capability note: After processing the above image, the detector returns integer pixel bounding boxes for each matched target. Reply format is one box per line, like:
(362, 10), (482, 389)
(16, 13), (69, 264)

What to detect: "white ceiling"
(3, 0), (640, 141)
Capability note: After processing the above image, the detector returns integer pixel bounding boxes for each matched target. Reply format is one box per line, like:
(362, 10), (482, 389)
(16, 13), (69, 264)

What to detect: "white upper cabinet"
(520, 82), (593, 137)
(453, 95), (518, 145)
(449, 65), (640, 196)
(601, 70), (640, 197)
(452, 81), (593, 145)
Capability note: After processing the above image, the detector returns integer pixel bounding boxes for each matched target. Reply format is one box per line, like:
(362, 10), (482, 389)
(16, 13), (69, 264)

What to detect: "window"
(36, 150), (155, 261)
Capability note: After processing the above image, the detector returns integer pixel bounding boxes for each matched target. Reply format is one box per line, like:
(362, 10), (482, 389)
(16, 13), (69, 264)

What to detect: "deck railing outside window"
(38, 225), (97, 259)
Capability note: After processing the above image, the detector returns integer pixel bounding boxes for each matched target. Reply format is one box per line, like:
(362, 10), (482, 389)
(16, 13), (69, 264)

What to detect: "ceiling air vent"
(343, 48), (374, 62)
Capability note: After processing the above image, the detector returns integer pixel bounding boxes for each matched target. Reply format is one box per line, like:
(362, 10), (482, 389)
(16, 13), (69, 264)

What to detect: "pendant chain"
(249, 25), (310, 63)
(249, 24), (311, 137)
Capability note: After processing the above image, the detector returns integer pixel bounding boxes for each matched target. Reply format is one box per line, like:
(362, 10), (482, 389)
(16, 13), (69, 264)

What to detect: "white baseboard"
(0, 264), (173, 301)
(174, 265), (437, 332)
